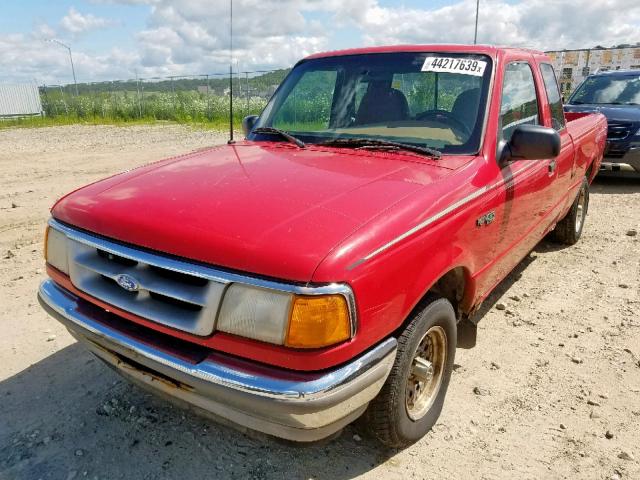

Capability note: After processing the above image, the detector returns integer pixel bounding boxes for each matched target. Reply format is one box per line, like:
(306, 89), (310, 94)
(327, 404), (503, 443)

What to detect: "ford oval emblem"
(115, 274), (139, 292)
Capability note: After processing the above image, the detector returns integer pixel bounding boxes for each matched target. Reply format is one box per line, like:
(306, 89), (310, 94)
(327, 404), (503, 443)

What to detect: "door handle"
(548, 159), (557, 174)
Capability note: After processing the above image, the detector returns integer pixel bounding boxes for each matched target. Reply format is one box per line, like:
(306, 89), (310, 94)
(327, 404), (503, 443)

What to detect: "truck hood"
(52, 142), (454, 282)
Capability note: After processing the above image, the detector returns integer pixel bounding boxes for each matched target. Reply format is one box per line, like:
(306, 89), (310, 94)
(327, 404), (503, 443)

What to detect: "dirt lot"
(1, 124), (639, 480)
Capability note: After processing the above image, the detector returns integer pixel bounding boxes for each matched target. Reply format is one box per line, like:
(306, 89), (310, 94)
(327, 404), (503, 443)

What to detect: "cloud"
(132, 0), (333, 72)
(0, 29), (137, 84)
(1, 0), (639, 83)
(347, 0), (640, 51)
(60, 7), (115, 34)
(108, 0), (640, 75)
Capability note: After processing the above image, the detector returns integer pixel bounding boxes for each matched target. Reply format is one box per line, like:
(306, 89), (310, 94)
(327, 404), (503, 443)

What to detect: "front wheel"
(364, 295), (456, 447)
(551, 176), (589, 245)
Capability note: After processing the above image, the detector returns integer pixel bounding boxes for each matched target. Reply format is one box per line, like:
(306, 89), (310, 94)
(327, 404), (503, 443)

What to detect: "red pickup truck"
(38, 45), (606, 447)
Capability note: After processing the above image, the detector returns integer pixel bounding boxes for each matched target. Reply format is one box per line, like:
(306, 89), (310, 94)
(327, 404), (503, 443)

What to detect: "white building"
(545, 44), (640, 97)
(0, 83), (43, 118)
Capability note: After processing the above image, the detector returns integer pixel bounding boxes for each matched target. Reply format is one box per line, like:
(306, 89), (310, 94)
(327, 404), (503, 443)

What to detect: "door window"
(540, 63), (566, 131)
(499, 62), (540, 142)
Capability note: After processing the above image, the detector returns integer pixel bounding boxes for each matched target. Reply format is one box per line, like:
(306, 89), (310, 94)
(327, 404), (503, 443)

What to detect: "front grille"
(605, 141), (630, 158)
(49, 219), (357, 341)
(67, 237), (226, 336)
(607, 122), (633, 140)
(605, 149), (627, 159)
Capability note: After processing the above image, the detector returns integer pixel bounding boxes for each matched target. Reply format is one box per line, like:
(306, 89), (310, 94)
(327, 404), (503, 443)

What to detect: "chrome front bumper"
(37, 279), (397, 442)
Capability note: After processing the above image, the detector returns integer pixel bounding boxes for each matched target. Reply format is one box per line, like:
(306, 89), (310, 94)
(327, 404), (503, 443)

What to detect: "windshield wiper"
(319, 138), (441, 159)
(252, 127), (305, 148)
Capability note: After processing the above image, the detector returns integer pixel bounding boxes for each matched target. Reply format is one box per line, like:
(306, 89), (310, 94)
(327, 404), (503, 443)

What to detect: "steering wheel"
(414, 109), (471, 137)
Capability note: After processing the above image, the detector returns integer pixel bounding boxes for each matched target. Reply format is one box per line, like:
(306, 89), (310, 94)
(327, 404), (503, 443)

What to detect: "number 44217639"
(421, 56), (488, 77)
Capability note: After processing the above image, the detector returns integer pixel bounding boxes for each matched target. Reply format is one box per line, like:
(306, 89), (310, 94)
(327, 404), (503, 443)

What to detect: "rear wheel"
(364, 295), (456, 447)
(551, 176), (589, 245)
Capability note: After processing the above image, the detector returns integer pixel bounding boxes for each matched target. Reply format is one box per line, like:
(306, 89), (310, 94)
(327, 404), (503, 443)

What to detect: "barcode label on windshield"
(421, 57), (487, 76)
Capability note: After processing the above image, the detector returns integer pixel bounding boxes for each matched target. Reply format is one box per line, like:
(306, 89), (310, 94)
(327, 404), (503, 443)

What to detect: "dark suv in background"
(565, 69), (640, 173)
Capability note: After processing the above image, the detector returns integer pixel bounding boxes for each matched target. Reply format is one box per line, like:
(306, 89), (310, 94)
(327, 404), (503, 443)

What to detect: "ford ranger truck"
(38, 45), (607, 447)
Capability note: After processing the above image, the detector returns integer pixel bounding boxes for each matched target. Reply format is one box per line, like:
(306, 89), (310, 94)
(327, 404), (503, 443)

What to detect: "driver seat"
(355, 83), (409, 125)
(451, 88), (481, 132)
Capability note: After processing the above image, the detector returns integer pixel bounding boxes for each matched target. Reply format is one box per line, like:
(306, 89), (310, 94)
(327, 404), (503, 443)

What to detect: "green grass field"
(0, 115), (242, 131)
(6, 90), (268, 129)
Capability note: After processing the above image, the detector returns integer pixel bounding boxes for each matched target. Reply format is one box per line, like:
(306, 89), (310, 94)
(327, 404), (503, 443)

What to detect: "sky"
(1, 0), (640, 85)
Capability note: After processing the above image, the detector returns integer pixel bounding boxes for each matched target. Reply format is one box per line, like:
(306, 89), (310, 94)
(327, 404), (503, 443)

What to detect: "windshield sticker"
(421, 57), (488, 77)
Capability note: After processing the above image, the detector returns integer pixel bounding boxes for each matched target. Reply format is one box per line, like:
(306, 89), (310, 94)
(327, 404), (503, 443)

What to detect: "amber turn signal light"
(285, 294), (351, 349)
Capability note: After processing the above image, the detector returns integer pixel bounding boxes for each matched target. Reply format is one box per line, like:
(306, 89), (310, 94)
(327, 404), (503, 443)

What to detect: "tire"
(364, 295), (456, 447)
(551, 176), (589, 245)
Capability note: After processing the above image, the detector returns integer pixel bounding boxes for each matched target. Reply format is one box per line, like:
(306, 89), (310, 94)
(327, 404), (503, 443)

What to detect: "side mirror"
(499, 124), (560, 163)
(242, 115), (258, 136)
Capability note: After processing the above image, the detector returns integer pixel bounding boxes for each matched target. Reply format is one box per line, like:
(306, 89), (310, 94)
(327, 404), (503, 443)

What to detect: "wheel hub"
(412, 357), (434, 383)
(405, 326), (447, 421)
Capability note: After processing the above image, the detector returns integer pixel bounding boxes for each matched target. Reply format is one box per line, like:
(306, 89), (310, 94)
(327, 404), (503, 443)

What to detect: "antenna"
(228, 0), (235, 144)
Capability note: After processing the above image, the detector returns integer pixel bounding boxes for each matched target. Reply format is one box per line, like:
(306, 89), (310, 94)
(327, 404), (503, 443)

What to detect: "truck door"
(539, 62), (575, 215)
(482, 60), (558, 288)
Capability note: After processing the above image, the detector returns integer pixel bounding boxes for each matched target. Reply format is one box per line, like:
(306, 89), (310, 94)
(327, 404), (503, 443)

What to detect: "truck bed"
(566, 111), (608, 180)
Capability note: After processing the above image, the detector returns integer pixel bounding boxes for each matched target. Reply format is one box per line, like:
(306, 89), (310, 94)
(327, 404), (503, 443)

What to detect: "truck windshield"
(251, 52), (493, 155)
(568, 74), (640, 105)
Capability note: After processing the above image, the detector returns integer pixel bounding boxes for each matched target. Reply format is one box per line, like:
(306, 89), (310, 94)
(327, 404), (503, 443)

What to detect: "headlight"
(217, 284), (353, 348)
(45, 226), (69, 275)
(217, 284), (293, 344)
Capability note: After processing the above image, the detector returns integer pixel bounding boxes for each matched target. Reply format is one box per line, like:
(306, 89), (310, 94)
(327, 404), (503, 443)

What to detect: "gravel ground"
(0, 124), (639, 480)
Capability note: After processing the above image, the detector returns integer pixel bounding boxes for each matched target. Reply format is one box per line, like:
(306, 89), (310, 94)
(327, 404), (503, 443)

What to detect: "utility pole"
(47, 39), (78, 96)
(135, 69), (142, 118)
(228, 0), (235, 144)
(473, 0), (480, 45)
